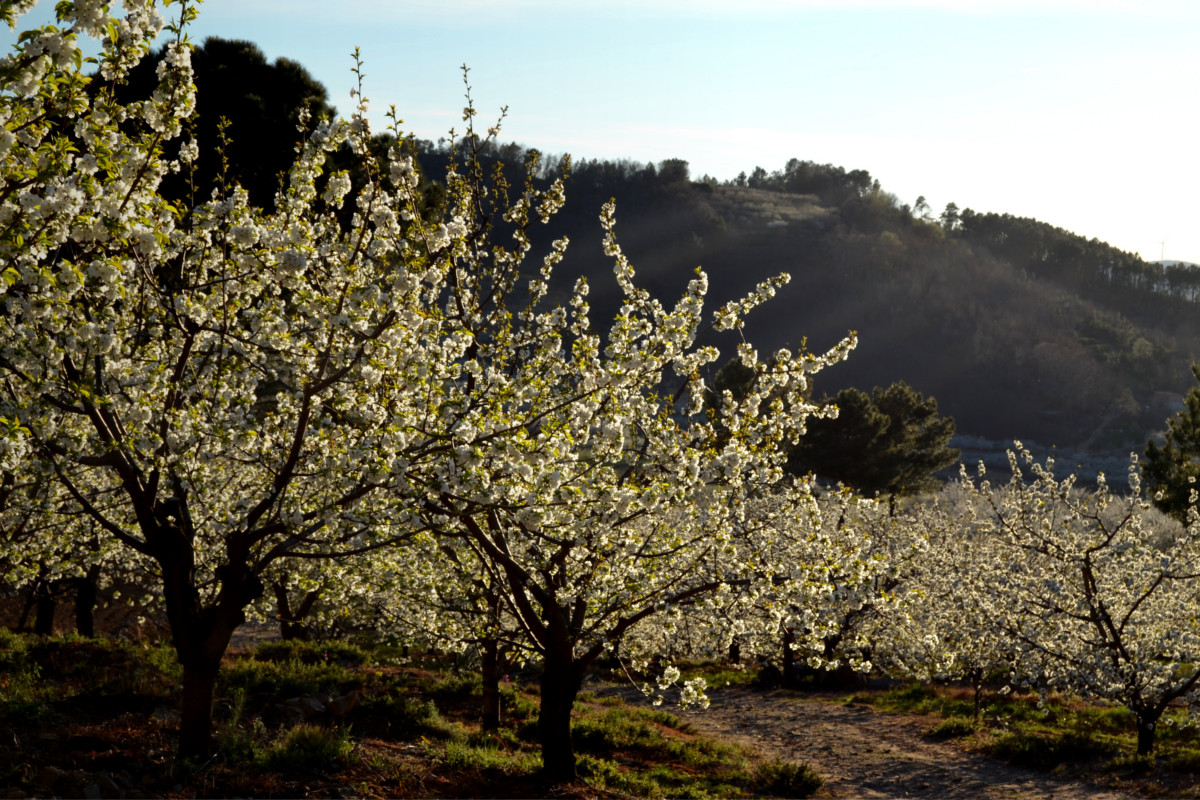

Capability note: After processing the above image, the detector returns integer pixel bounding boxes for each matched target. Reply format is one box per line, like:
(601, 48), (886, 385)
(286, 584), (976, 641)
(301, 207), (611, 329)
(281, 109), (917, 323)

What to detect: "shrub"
(891, 683), (938, 707)
(753, 759), (823, 798)
(1111, 753), (1157, 774)
(357, 693), (442, 736)
(666, 737), (746, 770)
(428, 673), (482, 702)
(217, 718), (266, 765)
(0, 664), (50, 726)
(262, 724), (354, 772)
(498, 685), (539, 721)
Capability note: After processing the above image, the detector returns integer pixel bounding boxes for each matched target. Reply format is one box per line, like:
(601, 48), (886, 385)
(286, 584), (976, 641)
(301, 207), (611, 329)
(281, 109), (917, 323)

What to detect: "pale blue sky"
(6, 0), (1200, 262)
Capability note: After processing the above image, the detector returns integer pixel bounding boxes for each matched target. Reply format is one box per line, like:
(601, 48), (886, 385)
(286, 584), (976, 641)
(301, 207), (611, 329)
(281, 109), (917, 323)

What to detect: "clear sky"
(6, 0), (1200, 263)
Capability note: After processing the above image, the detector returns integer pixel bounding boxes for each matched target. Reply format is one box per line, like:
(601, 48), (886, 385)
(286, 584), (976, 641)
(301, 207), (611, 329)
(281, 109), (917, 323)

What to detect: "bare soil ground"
(671, 687), (1134, 799)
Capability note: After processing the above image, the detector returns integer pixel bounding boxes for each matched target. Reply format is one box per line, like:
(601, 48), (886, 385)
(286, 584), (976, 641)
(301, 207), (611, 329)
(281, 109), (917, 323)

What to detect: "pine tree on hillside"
(788, 382), (959, 496)
(1144, 365), (1200, 522)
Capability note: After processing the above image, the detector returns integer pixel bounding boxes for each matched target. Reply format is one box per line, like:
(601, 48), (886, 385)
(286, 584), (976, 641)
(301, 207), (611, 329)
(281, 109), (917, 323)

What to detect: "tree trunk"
(179, 657), (221, 760)
(33, 580), (56, 635)
(728, 638), (741, 665)
(971, 669), (984, 722)
(74, 566), (102, 638)
(538, 646), (583, 784)
(272, 581), (320, 641)
(1135, 710), (1159, 756)
(15, 581), (36, 632)
(781, 627), (796, 688)
(481, 636), (501, 732)
(158, 539), (260, 760)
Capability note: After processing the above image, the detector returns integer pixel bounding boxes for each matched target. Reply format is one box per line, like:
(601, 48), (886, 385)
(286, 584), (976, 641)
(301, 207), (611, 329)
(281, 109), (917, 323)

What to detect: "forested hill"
(418, 143), (1199, 455)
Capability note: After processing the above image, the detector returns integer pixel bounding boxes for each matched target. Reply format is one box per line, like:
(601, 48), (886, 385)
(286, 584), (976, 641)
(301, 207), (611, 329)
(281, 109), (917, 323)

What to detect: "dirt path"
(670, 687), (1132, 799)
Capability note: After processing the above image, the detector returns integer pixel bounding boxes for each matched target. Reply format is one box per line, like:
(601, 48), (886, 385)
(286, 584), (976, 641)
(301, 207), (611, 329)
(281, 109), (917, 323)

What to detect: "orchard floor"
(661, 685), (1146, 799)
(10, 624), (1194, 798)
(221, 628), (1200, 797)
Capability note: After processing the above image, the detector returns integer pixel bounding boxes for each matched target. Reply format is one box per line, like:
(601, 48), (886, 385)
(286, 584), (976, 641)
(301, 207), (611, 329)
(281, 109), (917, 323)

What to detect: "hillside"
(437, 147), (1200, 459)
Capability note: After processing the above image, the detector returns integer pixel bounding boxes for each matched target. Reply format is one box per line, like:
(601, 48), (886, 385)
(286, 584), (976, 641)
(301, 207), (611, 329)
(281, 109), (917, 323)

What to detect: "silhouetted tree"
(788, 382), (959, 496)
(658, 158), (690, 185)
(99, 37), (336, 210)
(1144, 365), (1200, 522)
(940, 202), (961, 232)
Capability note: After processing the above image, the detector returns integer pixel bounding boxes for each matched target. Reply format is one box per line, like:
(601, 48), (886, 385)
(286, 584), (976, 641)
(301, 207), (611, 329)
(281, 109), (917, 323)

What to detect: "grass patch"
(574, 707), (668, 753)
(568, 700), (799, 798)
(858, 679), (1200, 793)
(753, 759), (824, 798)
(0, 632), (179, 727)
(989, 729), (1119, 769)
(499, 684), (539, 722)
(356, 692), (444, 736)
(441, 739), (541, 774)
(219, 656), (356, 699)
(676, 659), (756, 691)
(924, 716), (978, 740)
(253, 639), (368, 667)
(261, 723), (355, 772)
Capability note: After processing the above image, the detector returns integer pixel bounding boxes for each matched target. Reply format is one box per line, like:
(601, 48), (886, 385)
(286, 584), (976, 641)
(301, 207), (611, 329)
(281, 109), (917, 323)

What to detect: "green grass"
(574, 707), (669, 752)
(989, 729), (1120, 769)
(924, 716), (978, 740)
(679, 660), (757, 691)
(441, 739), (542, 774)
(1, 641), (823, 798)
(261, 723), (355, 772)
(356, 691), (444, 735)
(219, 656), (357, 699)
(427, 672), (482, 702)
(859, 680), (1200, 790)
(564, 701), (814, 798)
(499, 683), (539, 722)
(0, 632), (179, 726)
(253, 639), (369, 666)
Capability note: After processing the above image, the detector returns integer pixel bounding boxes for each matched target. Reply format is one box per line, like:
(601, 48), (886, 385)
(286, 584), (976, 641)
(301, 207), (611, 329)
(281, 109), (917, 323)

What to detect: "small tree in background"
(1144, 364), (1200, 522)
(787, 381), (959, 496)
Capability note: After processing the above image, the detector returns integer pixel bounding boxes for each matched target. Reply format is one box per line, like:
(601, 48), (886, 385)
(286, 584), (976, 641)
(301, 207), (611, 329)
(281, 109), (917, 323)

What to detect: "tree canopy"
(96, 35), (337, 210)
(786, 382), (959, 496)
(0, 3), (859, 783)
(1144, 364), (1200, 522)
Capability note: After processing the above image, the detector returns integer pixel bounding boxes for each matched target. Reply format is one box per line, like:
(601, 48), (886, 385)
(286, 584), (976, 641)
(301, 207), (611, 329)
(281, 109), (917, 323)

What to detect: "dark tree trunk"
(179, 657), (221, 759)
(271, 581), (320, 641)
(481, 635), (501, 731)
(280, 621), (304, 641)
(33, 580), (56, 635)
(781, 627), (796, 688)
(538, 645), (584, 784)
(74, 565), (102, 638)
(1135, 710), (1159, 756)
(15, 581), (37, 632)
(158, 536), (261, 760)
(971, 668), (984, 722)
(728, 638), (741, 665)
(170, 606), (245, 759)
